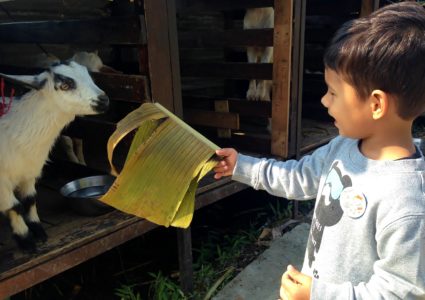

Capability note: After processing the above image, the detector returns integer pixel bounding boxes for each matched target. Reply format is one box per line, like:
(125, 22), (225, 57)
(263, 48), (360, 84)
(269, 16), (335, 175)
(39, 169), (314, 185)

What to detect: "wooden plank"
(181, 62), (273, 80)
(184, 96), (272, 117)
(0, 0), (110, 19)
(200, 130), (271, 154)
(0, 17), (144, 45)
(184, 109), (240, 130)
(215, 100), (232, 138)
(195, 181), (248, 209)
(178, 29), (273, 48)
(270, 0), (293, 158)
(0, 212), (157, 298)
(144, 0), (183, 116)
(91, 72), (150, 102)
(176, 0), (273, 13)
(306, 1), (360, 16)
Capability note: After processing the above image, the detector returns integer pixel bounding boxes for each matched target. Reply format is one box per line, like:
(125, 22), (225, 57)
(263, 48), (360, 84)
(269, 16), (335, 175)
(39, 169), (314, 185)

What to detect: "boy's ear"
(369, 89), (389, 120)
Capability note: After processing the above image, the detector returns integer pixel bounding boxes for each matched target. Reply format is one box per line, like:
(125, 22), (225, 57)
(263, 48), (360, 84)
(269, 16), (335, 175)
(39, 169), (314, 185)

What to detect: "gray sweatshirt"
(232, 136), (425, 299)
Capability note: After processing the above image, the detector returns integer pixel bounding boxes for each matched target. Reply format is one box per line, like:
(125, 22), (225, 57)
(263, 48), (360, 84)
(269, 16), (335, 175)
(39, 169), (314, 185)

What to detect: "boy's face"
(321, 69), (374, 139)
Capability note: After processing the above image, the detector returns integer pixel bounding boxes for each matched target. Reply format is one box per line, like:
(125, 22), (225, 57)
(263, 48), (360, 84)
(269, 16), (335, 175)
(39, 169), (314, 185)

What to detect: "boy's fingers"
(281, 272), (293, 287)
(214, 173), (222, 179)
(286, 265), (308, 285)
(214, 165), (228, 172)
(279, 286), (289, 300)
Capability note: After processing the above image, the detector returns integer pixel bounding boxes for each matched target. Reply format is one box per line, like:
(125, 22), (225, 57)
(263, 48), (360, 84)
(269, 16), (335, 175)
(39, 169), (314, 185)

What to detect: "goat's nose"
(98, 94), (109, 104)
(93, 94), (109, 113)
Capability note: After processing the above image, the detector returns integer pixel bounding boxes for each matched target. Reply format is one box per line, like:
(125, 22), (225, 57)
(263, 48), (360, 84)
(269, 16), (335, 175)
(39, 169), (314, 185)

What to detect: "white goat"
(244, 7), (274, 101)
(0, 61), (109, 251)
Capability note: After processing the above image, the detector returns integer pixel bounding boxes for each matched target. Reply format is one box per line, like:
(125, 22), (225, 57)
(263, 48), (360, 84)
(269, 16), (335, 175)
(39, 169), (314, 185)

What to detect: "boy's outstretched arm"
(214, 148), (238, 179)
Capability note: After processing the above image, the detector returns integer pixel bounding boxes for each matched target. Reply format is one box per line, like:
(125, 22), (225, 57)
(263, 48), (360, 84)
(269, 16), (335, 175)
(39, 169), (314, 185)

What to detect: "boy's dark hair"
(324, 2), (425, 119)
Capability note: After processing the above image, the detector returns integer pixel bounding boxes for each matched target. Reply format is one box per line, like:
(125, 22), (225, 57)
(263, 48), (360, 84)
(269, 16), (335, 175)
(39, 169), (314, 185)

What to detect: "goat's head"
(0, 61), (109, 115)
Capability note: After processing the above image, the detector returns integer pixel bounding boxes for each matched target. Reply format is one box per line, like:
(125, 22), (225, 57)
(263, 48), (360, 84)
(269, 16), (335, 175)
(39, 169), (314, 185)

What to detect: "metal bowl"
(60, 175), (115, 216)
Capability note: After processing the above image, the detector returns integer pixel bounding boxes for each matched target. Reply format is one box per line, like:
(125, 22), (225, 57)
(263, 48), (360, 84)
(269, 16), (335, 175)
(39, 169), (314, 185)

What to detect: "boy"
(214, 2), (425, 299)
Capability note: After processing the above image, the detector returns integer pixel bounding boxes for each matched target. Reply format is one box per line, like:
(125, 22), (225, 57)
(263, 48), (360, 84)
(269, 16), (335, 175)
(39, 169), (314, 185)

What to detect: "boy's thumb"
(216, 148), (232, 157)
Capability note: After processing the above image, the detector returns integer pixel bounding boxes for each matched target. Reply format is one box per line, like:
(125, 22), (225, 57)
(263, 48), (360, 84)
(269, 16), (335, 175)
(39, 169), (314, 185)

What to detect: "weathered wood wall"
(0, 0), (139, 70)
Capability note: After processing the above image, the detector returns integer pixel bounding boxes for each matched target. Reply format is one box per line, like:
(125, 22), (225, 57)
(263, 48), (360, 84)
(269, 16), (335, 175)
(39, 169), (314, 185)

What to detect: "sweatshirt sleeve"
(231, 140), (335, 200)
(311, 216), (425, 300)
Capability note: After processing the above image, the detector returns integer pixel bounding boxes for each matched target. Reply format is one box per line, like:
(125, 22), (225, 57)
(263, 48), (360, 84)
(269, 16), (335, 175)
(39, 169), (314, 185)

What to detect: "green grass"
(133, 198), (304, 300)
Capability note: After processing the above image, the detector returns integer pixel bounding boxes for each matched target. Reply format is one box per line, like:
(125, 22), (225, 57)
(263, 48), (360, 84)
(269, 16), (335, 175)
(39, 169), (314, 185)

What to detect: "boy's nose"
(321, 96), (329, 108)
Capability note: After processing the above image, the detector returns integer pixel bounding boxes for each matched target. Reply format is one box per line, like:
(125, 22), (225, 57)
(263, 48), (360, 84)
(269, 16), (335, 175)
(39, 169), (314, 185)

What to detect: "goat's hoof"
(246, 89), (257, 101)
(13, 233), (37, 253)
(256, 90), (271, 101)
(27, 221), (48, 242)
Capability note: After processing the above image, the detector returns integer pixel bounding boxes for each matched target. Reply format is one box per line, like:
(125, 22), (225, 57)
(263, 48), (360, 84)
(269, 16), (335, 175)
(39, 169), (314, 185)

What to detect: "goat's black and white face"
(0, 61), (109, 115)
(47, 61), (109, 115)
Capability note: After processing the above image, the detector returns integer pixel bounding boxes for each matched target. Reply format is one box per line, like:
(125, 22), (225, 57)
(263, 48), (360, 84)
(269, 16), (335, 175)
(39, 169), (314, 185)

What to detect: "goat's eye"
(59, 78), (75, 91)
(60, 83), (70, 90)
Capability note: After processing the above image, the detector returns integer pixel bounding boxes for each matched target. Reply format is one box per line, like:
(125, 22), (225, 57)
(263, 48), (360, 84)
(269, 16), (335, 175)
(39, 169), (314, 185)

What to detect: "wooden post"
(144, 0), (183, 117)
(177, 228), (194, 295)
(360, 0), (380, 17)
(215, 100), (232, 138)
(290, 0), (306, 159)
(271, 0), (293, 158)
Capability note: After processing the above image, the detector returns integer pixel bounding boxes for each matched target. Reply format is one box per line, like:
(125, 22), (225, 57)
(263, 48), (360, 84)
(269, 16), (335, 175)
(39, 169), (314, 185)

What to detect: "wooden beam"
(271, 0), (293, 158)
(0, 17), (144, 45)
(176, 0), (273, 13)
(181, 62), (273, 80)
(184, 109), (239, 130)
(183, 96), (272, 117)
(144, 0), (183, 117)
(178, 29), (273, 48)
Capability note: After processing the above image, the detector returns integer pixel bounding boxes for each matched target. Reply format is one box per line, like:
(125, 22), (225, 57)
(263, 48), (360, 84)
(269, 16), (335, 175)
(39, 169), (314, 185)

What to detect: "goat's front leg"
(16, 179), (47, 242)
(73, 138), (86, 165)
(256, 46), (273, 101)
(0, 181), (37, 251)
(246, 47), (258, 100)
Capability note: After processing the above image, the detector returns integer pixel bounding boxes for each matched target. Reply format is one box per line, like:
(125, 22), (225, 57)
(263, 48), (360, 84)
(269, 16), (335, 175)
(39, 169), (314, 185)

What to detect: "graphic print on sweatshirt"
(307, 161), (352, 278)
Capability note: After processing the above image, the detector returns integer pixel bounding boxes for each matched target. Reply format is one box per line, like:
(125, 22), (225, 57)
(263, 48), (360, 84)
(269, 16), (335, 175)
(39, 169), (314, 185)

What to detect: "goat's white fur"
(0, 61), (108, 250)
(244, 7), (274, 101)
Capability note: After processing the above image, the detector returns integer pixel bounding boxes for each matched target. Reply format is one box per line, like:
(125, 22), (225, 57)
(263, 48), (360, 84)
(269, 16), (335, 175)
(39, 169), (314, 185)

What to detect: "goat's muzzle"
(92, 94), (109, 113)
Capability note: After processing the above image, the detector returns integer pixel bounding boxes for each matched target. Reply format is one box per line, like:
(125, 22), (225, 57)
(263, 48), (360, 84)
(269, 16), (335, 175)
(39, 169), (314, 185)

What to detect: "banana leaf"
(99, 102), (220, 228)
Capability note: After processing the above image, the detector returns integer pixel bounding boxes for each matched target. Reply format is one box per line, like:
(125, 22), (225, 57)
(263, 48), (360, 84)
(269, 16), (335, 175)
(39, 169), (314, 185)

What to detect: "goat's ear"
(0, 73), (46, 90)
(63, 59), (72, 65)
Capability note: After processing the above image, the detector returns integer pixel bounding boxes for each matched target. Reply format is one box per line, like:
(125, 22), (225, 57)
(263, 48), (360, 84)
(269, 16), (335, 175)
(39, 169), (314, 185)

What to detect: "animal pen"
(0, 0), (378, 297)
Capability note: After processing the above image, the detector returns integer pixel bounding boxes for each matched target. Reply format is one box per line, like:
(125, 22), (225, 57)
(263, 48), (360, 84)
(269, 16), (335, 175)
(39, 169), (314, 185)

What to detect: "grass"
(140, 195), (299, 299)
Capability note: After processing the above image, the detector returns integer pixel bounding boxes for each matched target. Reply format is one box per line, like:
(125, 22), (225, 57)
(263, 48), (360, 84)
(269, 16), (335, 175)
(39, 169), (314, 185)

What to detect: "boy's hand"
(280, 265), (312, 300)
(214, 148), (238, 179)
